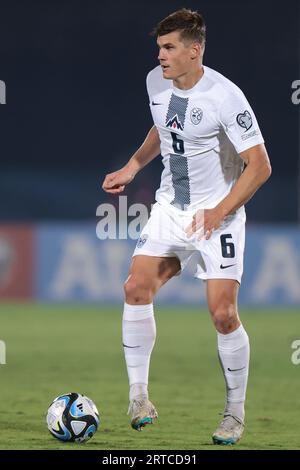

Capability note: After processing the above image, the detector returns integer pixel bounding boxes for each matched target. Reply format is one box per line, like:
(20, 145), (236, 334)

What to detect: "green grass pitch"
(0, 303), (299, 450)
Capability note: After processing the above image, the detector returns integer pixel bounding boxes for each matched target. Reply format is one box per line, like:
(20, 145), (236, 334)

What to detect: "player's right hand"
(102, 168), (135, 194)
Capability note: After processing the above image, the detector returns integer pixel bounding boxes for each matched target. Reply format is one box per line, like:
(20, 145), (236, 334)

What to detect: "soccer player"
(102, 9), (271, 445)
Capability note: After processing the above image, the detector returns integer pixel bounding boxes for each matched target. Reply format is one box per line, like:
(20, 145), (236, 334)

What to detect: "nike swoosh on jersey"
(151, 101), (163, 106)
(220, 263), (236, 269)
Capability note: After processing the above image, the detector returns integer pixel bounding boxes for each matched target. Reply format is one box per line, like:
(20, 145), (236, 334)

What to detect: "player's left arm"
(204, 143), (271, 238)
(220, 143), (271, 212)
(186, 143), (271, 239)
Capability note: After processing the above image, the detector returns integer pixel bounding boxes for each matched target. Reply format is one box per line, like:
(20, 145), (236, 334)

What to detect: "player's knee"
(210, 303), (238, 333)
(123, 276), (154, 304)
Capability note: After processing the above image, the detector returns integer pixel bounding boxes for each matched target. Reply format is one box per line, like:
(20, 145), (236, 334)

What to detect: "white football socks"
(217, 324), (250, 422)
(122, 302), (156, 401)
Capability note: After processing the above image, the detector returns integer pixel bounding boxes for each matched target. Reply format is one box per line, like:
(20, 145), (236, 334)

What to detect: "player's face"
(157, 31), (200, 80)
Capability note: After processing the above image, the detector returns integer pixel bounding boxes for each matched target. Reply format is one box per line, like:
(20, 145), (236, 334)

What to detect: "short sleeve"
(146, 71), (153, 102)
(218, 89), (264, 154)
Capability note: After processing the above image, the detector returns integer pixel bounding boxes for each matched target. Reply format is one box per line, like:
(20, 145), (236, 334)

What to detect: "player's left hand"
(185, 206), (226, 240)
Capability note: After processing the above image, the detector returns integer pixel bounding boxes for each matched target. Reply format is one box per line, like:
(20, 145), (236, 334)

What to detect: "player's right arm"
(102, 125), (160, 194)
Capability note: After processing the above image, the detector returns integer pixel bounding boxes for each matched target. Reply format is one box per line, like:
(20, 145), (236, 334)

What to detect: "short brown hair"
(152, 8), (206, 45)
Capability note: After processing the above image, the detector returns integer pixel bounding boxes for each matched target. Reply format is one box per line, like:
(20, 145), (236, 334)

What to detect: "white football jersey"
(146, 65), (264, 212)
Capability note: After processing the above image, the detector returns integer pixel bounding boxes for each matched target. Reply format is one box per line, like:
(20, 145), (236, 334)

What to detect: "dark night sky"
(0, 0), (298, 221)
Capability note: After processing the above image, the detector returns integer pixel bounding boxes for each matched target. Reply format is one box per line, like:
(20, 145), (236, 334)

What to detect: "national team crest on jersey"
(190, 107), (203, 125)
(166, 94), (189, 130)
(236, 110), (253, 131)
(166, 114), (183, 130)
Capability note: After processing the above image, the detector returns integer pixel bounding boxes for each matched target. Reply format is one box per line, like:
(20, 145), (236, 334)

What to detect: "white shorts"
(132, 202), (246, 283)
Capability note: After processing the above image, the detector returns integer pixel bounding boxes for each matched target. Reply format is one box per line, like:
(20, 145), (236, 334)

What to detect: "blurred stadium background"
(0, 0), (299, 450)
